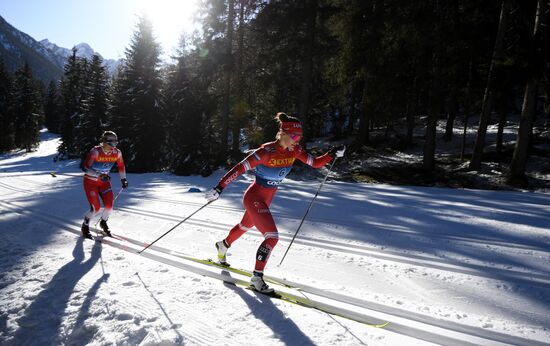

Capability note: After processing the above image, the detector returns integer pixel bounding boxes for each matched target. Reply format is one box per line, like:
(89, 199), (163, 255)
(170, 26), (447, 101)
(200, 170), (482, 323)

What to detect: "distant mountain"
(0, 15), (122, 84)
(40, 39), (122, 77)
(0, 15), (63, 83)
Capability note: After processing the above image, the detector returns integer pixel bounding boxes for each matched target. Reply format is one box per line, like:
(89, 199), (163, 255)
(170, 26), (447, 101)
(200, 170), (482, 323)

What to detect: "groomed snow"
(1, 130), (549, 345)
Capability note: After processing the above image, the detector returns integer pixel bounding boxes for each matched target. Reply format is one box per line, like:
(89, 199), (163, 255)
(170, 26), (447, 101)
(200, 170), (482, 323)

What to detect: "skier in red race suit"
(80, 131), (128, 239)
(205, 112), (345, 293)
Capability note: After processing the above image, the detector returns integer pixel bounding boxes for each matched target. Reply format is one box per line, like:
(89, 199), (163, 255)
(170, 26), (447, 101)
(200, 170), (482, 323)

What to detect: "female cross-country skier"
(80, 131), (128, 239)
(205, 112), (345, 293)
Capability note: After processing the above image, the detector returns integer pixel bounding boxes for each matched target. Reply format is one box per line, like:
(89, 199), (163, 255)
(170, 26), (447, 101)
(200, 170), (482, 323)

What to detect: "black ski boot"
(81, 220), (93, 240)
(99, 219), (112, 237)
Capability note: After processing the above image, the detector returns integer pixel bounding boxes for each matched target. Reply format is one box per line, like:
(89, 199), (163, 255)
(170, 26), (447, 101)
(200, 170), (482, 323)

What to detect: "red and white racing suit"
(82, 146), (126, 222)
(217, 141), (333, 272)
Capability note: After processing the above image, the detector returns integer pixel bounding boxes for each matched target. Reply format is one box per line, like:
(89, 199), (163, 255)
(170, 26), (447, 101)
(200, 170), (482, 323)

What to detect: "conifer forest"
(1, 0), (549, 189)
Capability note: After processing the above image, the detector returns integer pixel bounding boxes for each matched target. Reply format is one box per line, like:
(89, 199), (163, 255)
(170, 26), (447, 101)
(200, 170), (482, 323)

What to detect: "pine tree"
(241, 0), (334, 141)
(164, 47), (208, 175)
(110, 16), (164, 172)
(0, 59), (15, 151)
(108, 65), (132, 154)
(59, 48), (89, 158)
(44, 80), (62, 133)
(71, 57), (91, 158)
(13, 62), (41, 152)
(75, 54), (109, 159)
(87, 55), (109, 130)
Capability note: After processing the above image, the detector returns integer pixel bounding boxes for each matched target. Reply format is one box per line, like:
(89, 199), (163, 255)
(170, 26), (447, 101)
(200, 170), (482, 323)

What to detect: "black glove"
(328, 145), (346, 158)
(99, 174), (111, 182)
(121, 178), (128, 188)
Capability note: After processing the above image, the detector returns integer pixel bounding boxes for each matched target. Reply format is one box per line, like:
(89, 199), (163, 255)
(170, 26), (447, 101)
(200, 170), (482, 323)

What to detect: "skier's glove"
(328, 145), (346, 158)
(99, 174), (111, 182)
(205, 185), (223, 202)
(121, 178), (128, 188)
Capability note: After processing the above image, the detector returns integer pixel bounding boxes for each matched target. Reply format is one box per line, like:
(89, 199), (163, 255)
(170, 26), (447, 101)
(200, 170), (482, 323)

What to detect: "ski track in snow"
(2, 189), (550, 290)
(1, 199), (547, 346)
(1, 131), (550, 345)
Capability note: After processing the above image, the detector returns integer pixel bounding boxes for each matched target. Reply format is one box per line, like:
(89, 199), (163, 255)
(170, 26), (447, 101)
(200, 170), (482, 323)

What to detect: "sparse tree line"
(0, 0), (548, 185)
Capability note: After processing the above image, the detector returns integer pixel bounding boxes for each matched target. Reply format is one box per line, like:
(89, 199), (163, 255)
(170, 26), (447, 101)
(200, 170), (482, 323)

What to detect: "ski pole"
(279, 158), (338, 266)
(114, 187), (124, 202)
(138, 200), (213, 254)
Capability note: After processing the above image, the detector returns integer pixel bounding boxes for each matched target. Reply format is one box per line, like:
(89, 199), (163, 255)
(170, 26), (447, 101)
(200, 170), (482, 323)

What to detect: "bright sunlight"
(134, 0), (200, 57)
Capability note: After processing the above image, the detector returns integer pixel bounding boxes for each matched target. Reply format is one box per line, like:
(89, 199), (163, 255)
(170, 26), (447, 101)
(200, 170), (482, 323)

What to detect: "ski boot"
(250, 271), (274, 294)
(81, 220), (93, 240)
(99, 219), (112, 237)
(215, 240), (229, 266)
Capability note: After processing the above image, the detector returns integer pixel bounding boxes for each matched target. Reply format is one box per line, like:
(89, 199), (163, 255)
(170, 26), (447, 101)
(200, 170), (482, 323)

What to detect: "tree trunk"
(357, 0), (382, 146)
(495, 99), (507, 156)
(461, 49), (475, 161)
(221, 0), (235, 159)
(358, 75), (372, 144)
(406, 77), (419, 147)
(469, 0), (511, 170)
(508, 0), (548, 183)
(231, 0), (245, 156)
(423, 54), (442, 171)
(298, 0), (318, 142)
(442, 0), (460, 143)
(422, 0), (443, 172)
(443, 89), (458, 142)
(347, 81), (361, 135)
(508, 83), (538, 182)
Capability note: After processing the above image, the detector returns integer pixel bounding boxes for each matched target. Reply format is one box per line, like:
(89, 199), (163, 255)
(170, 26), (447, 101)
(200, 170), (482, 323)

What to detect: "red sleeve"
(82, 149), (99, 176)
(217, 148), (269, 189)
(294, 145), (333, 168)
(83, 148), (98, 170)
(117, 150), (126, 179)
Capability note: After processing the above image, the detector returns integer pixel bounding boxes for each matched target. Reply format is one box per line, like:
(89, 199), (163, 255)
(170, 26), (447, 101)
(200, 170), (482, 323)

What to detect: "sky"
(0, 0), (201, 61)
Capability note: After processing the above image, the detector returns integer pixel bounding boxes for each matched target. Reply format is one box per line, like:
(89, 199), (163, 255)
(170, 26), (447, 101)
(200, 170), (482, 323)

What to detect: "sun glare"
(135, 0), (200, 57)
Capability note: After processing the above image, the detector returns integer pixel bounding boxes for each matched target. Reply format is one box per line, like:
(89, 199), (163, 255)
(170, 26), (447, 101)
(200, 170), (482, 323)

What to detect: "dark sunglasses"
(289, 134), (302, 141)
(106, 140), (118, 147)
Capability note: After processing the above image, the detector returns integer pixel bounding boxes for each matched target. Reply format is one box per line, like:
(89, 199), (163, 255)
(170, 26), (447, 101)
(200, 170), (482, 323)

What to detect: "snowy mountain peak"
(39, 39), (122, 76)
(73, 42), (96, 59)
(40, 39), (99, 61)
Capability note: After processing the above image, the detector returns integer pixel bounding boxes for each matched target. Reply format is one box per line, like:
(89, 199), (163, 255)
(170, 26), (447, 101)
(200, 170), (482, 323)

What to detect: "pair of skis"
(85, 230), (389, 328)
(84, 227), (116, 241)
(172, 254), (390, 328)
(178, 256), (294, 291)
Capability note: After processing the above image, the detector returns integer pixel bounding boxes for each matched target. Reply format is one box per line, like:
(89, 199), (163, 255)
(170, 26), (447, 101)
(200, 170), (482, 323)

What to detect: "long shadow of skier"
(134, 272), (184, 344)
(11, 238), (103, 346)
(65, 272), (110, 345)
(220, 271), (315, 346)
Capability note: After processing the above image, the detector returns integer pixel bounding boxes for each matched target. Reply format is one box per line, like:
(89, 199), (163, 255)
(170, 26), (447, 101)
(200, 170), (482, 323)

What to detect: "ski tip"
(50, 172), (57, 177)
(371, 321), (390, 328)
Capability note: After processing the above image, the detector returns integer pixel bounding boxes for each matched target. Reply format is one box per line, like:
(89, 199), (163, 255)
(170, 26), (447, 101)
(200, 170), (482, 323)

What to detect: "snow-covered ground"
(1, 130), (549, 345)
